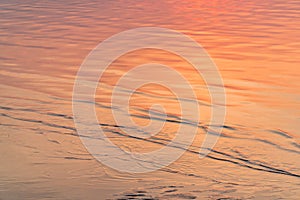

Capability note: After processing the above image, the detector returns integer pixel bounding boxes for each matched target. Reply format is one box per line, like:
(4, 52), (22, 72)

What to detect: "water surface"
(1, 0), (300, 199)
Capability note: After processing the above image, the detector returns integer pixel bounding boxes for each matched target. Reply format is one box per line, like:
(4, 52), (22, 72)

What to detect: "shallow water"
(1, 0), (300, 199)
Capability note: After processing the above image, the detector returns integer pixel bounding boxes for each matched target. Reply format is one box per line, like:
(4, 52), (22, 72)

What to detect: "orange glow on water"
(0, 0), (300, 199)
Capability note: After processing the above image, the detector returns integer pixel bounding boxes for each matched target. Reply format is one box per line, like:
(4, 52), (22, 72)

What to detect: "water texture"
(0, 0), (300, 199)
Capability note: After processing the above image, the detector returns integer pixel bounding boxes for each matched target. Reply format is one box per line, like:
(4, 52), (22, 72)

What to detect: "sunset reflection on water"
(0, 0), (300, 199)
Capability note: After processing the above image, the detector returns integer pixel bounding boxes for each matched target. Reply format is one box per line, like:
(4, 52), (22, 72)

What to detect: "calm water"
(1, 0), (300, 199)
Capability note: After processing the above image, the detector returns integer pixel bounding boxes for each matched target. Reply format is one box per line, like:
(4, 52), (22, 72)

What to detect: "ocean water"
(0, 0), (300, 199)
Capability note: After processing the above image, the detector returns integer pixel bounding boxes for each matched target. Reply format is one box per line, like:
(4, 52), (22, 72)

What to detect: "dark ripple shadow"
(1, 105), (299, 178)
(268, 129), (293, 139)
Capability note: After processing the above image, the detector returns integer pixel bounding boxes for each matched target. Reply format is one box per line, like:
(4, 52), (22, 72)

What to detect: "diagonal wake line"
(104, 128), (300, 178)
(1, 110), (299, 178)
